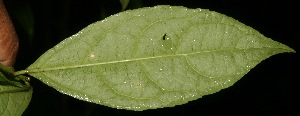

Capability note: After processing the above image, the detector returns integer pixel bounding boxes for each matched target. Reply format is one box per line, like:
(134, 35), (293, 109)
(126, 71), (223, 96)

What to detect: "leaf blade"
(1, 66), (32, 115)
(0, 86), (32, 116)
(26, 5), (294, 111)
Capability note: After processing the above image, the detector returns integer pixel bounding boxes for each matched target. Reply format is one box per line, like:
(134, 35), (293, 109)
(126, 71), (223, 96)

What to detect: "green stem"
(0, 86), (32, 94)
(0, 64), (14, 75)
(1, 64), (31, 86)
(16, 75), (31, 86)
(13, 70), (29, 76)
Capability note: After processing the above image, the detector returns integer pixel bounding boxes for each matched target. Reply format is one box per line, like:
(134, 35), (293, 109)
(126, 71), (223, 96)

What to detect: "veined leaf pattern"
(25, 5), (294, 111)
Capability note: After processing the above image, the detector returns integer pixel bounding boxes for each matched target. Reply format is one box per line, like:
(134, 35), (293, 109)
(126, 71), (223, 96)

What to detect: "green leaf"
(0, 65), (23, 88)
(0, 72), (6, 82)
(22, 5), (294, 111)
(1, 65), (32, 115)
(1, 72), (32, 115)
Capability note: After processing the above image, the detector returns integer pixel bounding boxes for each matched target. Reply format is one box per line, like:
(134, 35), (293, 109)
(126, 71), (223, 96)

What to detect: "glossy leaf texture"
(24, 5), (294, 111)
(1, 71), (32, 115)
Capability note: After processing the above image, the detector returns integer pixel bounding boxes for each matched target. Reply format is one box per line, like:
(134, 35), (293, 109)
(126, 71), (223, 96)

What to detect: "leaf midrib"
(19, 47), (284, 74)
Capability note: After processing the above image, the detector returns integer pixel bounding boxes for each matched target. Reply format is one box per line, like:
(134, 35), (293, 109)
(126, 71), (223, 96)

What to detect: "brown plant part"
(0, 0), (19, 67)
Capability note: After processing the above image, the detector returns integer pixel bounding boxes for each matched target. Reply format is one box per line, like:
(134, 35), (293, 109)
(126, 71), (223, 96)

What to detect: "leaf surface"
(25, 5), (294, 111)
(1, 72), (32, 115)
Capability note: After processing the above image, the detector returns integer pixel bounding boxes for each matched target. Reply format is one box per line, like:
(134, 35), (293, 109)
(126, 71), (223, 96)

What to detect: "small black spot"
(162, 33), (167, 40)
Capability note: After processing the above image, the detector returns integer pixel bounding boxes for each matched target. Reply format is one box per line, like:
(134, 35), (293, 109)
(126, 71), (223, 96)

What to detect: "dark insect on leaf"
(162, 33), (167, 40)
